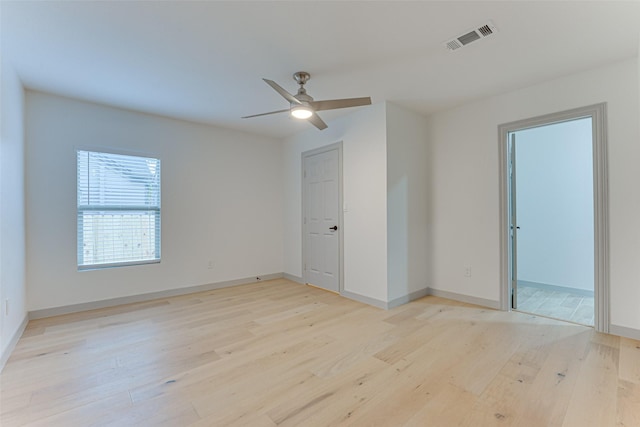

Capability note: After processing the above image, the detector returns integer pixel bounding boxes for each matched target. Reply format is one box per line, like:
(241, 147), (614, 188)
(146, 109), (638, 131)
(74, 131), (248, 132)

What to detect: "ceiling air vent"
(444, 21), (498, 51)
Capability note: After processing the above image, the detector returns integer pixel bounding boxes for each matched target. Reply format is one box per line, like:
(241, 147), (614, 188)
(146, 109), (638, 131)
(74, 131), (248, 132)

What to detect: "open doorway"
(499, 103), (609, 332)
(509, 118), (594, 325)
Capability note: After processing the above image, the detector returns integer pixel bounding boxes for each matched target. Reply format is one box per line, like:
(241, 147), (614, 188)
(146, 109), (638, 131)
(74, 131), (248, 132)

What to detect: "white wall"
(0, 62), (27, 364)
(427, 58), (640, 332)
(515, 119), (594, 291)
(282, 102), (388, 303)
(25, 91), (284, 311)
(386, 103), (429, 302)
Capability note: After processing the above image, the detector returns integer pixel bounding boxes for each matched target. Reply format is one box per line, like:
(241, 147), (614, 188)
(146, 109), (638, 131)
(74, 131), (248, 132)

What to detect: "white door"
(303, 147), (340, 292)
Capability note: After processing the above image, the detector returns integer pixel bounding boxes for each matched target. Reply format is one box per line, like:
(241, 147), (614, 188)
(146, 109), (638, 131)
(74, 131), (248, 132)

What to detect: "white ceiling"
(2, 1), (639, 138)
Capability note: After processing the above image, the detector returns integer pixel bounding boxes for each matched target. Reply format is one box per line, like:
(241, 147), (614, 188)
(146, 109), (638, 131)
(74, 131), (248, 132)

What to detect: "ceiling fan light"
(291, 105), (313, 119)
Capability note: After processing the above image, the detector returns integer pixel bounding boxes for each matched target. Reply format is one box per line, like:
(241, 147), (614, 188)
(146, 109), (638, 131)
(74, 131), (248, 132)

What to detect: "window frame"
(76, 149), (161, 271)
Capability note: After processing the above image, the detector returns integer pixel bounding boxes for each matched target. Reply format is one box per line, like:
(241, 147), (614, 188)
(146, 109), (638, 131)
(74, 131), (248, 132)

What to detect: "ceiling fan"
(242, 71), (372, 130)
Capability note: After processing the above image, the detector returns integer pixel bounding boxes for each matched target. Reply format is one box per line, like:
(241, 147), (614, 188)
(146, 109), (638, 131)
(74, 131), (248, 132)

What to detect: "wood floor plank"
(403, 382), (477, 426)
(1, 278), (639, 427)
(190, 411), (277, 427)
(562, 341), (620, 426)
(509, 328), (591, 427)
(617, 379), (640, 426)
(266, 356), (392, 426)
(619, 337), (640, 385)
(338, 347), (459, 426)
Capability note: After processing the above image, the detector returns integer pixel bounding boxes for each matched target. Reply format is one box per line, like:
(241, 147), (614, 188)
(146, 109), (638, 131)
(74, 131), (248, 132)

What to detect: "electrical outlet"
(208, 260), (214, 270)
(464, 266), (472, 277)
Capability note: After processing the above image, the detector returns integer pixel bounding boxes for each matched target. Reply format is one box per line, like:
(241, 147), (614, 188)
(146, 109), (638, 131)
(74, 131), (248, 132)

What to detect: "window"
(77, 150), (161, 269)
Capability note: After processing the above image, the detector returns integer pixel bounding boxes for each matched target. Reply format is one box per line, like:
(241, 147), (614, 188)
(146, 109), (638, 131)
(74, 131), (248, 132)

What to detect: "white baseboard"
(1, 314), (28, 373)
(340, 290), (387, 309)
(291, 281), (393, 310)
(283, 273), (304, 284)
(342, 288), (431, 310)
(427, 287), (501, 310)
(387, 288), (430, 309)
(29, 273), (284, 320)
(609, 324), (640, 341)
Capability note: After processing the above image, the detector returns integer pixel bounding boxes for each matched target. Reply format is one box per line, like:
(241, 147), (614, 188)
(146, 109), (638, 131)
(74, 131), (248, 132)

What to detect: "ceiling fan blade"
(310, 97), (371, 112)
(263, 79), (301, 105)
(241, 109), (289, 119)
(308, 113), (328, 130)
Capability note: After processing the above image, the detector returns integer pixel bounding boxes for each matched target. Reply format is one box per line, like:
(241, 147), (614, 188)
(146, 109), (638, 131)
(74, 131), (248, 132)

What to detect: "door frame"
(498, 103), (609, 332)
(509, 133), (519, 309)
(301, 142), (344, 293)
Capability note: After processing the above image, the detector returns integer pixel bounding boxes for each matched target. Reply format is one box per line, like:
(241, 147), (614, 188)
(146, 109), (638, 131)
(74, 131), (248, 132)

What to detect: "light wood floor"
(1, 279), (639, 426)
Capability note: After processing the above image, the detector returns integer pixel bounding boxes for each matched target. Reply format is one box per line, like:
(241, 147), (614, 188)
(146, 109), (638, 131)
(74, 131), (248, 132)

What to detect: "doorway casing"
(498, 103), (609, 332)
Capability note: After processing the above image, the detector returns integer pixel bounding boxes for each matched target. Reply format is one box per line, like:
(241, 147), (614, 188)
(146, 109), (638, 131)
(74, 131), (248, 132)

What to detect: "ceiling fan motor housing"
(293, 71), (311, 86)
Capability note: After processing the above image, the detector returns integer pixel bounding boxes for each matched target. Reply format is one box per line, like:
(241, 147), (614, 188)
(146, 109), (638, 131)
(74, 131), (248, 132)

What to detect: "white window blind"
(77, 150), (161, 269)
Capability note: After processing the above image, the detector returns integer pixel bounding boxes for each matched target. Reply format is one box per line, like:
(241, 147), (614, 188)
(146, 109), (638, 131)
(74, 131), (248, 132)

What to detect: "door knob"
(330, 226), (338, 231)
